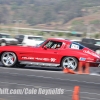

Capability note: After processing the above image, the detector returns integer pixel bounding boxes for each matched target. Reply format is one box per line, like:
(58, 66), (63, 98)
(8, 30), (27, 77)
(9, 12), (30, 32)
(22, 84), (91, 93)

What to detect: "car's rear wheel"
(1, 52), (17, 67)
(61, 57), (78, 70)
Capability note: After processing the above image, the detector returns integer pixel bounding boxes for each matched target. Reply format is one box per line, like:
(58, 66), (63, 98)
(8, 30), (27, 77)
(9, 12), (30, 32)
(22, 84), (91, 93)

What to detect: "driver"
(55, 44), (61, 49)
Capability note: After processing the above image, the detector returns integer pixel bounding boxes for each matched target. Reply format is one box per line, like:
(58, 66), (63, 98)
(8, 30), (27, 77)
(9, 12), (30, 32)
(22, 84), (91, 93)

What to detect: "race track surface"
(0, 65), (100, 100)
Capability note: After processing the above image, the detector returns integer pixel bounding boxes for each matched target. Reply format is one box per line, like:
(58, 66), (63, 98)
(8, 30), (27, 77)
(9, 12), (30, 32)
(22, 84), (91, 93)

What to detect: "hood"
(0, 46), (34, 52)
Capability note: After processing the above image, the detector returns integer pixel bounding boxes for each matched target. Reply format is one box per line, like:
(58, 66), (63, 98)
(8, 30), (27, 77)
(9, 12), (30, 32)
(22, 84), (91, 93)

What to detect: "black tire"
(61, 56), (78, 70)
(16, 62), (26, 68)
(1, 52), (17, 67)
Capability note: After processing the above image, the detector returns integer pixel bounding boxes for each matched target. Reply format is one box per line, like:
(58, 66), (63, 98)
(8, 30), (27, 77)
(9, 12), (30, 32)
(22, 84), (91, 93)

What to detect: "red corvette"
(0, 38), (100, 70)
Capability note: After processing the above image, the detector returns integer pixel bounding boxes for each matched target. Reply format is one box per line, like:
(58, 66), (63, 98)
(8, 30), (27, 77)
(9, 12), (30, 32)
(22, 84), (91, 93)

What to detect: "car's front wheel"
(61, 57), (78, 70)
(1, 52), (17, 67)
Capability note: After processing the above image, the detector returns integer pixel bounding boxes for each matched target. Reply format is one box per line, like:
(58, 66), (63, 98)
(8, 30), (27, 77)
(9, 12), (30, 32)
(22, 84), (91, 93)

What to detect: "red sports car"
(0, 38), (100, 70)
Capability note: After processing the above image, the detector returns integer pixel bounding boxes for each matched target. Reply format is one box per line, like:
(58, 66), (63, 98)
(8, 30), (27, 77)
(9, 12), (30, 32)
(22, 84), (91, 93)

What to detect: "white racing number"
(71, 44), (79, 49)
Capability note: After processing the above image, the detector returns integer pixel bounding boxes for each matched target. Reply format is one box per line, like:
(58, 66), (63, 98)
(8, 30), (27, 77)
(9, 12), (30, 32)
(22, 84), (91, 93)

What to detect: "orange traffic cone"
(72, 86), (80, 100)
(84, 62), (90, 74)
(63, 67), (76, 74)
(77, 62), (83, 74)
(68, 69), (76, 74)
(63, 68), (69, 73)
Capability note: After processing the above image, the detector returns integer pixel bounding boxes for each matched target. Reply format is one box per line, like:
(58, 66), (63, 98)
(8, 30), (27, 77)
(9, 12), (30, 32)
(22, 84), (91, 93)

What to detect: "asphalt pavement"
(0, 64), (100, 100)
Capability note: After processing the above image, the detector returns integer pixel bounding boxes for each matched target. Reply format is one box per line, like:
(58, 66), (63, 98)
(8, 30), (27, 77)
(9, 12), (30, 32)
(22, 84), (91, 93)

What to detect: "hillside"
(0, 0), (100, 31)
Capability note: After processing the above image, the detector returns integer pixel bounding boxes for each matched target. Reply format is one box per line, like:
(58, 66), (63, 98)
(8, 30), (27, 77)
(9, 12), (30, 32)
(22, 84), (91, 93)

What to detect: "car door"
(32, 40), (62, 63)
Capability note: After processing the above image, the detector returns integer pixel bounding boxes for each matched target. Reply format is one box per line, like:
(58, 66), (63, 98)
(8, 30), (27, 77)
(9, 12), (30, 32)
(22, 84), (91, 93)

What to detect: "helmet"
(56, 44), (61, 48)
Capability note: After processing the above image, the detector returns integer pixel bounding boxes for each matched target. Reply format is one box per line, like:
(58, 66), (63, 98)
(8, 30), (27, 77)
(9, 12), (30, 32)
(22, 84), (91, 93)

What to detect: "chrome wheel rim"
(62, 57), (77, 70)
(2, 52), (16, 67)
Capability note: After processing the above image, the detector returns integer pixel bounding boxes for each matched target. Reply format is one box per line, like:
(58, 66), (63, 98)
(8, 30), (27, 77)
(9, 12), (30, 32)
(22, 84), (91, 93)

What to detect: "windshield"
(36, 40), (46, 47)
(0, 34), (11, 38)
(28, 36), (44, 41)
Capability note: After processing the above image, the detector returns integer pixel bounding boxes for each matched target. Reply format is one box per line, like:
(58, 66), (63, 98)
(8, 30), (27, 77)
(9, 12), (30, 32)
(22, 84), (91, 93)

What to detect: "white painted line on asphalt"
(0, 81), (50, 89)
(0, 66), (100, 77)
(28, 75), (100, 85)
(0, 81), (100, 96)
(68, 95), (100, 100)
(0, 67), (63, 73)
(81, 96), (100, 100)
(90, 73), (100, 76)
(1, 71), (100, 85)
(80, 91), (100, 96)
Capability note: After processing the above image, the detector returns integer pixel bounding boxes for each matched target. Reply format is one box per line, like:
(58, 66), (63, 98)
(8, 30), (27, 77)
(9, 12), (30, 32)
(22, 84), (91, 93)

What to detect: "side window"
(0, 34), (2, 38)
(44, 41), (62, 49)
(19, 35), (24, 39)
(15, 35), (19, 38)
(44, 41), (54, 48)
(28, 37), (34, 40)
(70, 43), (79, 49)
(87, 39), (94, 44)
(82, 39), (88, 43)
(82, 39), (94, 44)
(70, 42), (85, 50)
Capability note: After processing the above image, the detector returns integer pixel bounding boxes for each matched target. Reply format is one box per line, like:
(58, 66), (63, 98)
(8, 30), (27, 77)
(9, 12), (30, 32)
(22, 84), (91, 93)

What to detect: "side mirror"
(43, 46), (47, 50)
